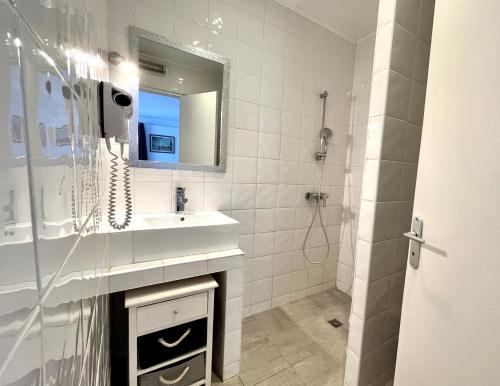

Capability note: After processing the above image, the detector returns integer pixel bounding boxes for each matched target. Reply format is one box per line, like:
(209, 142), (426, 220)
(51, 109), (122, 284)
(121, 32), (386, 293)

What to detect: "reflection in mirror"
(129, 27), (229, 172)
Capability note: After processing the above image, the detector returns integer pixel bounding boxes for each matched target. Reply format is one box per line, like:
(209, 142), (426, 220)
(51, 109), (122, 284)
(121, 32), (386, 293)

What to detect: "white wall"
(107, 0), (356, 315)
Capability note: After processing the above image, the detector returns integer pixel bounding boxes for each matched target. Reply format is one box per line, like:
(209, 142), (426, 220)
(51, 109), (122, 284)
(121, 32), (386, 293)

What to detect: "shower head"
(316, 127), (333, 160)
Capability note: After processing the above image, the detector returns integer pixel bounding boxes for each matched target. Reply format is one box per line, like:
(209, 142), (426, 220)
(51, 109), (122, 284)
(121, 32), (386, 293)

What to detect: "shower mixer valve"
(305, 192), (329, 206)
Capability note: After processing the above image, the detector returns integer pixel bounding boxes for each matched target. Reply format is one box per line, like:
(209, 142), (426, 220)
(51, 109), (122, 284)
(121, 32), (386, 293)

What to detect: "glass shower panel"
(0, 3), (41, 385)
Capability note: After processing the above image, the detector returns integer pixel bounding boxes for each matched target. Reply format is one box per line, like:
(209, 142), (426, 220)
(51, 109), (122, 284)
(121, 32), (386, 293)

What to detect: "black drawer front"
(138, 353), (205, 386)
(138, 318), (207, 369)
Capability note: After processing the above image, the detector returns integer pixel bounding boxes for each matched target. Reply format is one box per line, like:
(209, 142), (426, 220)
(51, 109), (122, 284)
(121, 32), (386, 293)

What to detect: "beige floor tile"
(218, 289), (350, 386)
(239, 337), (289, 386)
(267, 326), (325, 366)
(280, 298), (322, 323)
(243, 308), (296, 338)
(255, 368), (306, 386)
(292, 350), (344, 386)
(298, 315), (349, 363)
(308, 289), (346, 309)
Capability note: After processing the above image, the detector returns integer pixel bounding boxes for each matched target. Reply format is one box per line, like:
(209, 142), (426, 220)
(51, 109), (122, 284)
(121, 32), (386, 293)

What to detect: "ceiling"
(277, 0), (379, 42)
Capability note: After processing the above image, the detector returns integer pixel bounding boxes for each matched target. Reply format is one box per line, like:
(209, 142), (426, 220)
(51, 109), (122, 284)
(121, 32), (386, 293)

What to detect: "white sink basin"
(141, 212), (233, 228)
(128, 212), (239, 263)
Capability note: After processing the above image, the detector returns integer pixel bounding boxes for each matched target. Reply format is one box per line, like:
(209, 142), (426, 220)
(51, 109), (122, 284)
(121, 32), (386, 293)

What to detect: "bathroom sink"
(141, 212), (234, 228)
(129, 212), (239, 262)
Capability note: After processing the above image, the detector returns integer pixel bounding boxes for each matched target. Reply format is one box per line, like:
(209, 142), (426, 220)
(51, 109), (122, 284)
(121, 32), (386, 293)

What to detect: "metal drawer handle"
(403, 231), (425, 244)
(157, 328), (191, 348)
(159, 366), (190, 385)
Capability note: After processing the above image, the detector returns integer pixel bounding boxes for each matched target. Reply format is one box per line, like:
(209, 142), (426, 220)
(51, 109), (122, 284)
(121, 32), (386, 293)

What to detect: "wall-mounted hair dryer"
(98, 82), (133, 143)
(97, 81), (133, 230)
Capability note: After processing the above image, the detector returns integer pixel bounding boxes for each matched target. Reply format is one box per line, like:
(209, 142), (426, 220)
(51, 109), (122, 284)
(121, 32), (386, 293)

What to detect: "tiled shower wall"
(345, 0), (435, 384)
(0, 0), (110, 385)
(107, 0), (357, 315)
(337, 35), (376, 294)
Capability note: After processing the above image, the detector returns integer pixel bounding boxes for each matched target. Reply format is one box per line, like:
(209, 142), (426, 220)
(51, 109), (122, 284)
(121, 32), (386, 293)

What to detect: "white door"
(179, 91), (217, 165)
(394, 1), (500, 385)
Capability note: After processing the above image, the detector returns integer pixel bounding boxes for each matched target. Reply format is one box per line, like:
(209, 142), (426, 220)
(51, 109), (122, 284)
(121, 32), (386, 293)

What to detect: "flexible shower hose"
(302, 157), (330, 265)
(106, 139), (132, 230)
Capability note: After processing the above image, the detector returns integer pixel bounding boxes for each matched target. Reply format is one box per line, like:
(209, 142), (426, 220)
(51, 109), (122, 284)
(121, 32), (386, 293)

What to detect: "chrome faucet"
(176, 186), (188, 213)
(305, 191), (329, 207)
(3, 190), (15, 225)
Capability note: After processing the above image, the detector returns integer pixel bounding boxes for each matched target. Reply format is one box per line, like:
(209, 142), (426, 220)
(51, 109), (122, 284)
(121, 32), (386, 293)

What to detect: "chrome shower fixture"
(316, 91), (333, 160)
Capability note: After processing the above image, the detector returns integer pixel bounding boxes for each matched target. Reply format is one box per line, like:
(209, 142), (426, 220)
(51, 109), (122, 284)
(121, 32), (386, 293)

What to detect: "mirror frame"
(128, 26), (230, 172)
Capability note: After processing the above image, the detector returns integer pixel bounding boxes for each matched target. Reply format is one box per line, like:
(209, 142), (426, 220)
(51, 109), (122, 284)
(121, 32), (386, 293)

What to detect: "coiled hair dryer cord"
(106, 138), (132, 230)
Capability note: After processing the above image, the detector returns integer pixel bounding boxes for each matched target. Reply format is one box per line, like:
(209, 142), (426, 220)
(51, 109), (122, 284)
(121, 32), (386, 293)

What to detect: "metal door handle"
(405, 216), (424, 269)
(403, 231), (425, 244)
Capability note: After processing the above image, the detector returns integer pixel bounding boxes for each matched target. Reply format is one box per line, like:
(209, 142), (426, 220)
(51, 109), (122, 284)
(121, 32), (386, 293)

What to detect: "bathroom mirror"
(128, 27), (230, 172)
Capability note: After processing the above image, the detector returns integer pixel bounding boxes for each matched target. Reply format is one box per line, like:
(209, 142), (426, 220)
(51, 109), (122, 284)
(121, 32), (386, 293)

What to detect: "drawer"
(136, 292), (208, 334)
(138, 353), (205, 386)
(138, 318), (207, 369)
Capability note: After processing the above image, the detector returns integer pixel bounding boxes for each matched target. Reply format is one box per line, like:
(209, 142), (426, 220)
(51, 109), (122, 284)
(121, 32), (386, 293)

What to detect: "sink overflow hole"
(328, 319), (343, 328)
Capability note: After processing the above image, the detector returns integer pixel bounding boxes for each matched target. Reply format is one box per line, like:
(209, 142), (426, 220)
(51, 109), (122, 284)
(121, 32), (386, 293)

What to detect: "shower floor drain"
(328, 319), (343, 328)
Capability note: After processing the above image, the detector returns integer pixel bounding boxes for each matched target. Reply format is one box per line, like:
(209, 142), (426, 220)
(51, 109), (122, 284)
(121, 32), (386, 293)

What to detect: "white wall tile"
(395, 0), (420, 33)
(262, 51), (285, 82)
(135, 1), (174, 37)
(263, 23), (286, 56)
(232, 183), (256, 209)
(258, 132), (281, 159)
(264, 0), (288, 29)
(255, 208), (276, 233)
(390, 22), (416, 78)
(233, 157), (258, 183)
(174, 0), (208, 26)
(257, 158), (279, 184)
(286, 34), (306, 64)
(237, 41), (262, 75)
(253, 232), (275, 257)
(235, 100), (260, 131)
(255, 184), (277, 208)
(238, 0), (265, 19)
(408, 81), (426, 124)
(204, 182), (232, 210)
(251, 277), (272, 303)
(281, 111), (301, 138)
(385, 70), (411, 120)
(238, 10), (264, 47)
(209, 0), (238, 37)
(236, 71), (262, 103)
(260, 106), (282, 135)
(286, 9), (307, 37)
(418, 0), (435, 43)
(234, 129), (259, 157)
(174, 16), (208, 48)
(261, 79), (283, 109)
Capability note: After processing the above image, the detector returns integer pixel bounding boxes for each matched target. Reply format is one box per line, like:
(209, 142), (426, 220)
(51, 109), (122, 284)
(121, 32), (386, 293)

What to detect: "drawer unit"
(136, 292), (208, 334)
(126, 276), (218, 386)
(138, 318), (207, 369)
(138, 353), (205, 386)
